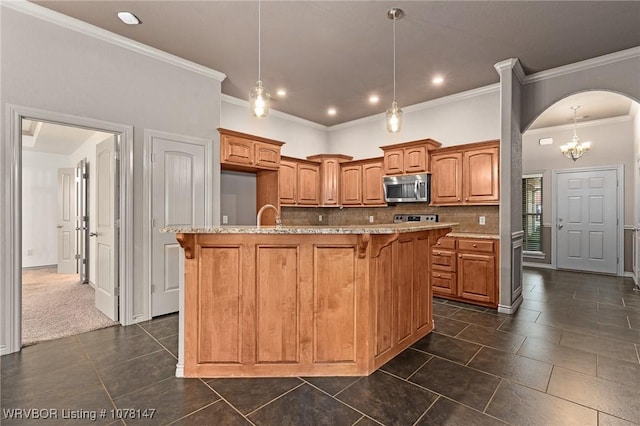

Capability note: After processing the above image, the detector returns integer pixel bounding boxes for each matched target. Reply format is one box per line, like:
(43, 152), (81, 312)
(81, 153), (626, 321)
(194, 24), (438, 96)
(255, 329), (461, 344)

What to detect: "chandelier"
(560, 106), (591, 161)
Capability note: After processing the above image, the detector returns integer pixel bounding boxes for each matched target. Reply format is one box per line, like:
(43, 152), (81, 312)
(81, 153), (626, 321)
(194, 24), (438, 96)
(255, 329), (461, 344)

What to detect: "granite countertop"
(446, 232), (500, 240)
(160, 222), (457, 235)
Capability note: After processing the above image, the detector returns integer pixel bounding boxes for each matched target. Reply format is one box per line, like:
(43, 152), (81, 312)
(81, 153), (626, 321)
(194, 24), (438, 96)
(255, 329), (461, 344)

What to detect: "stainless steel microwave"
(383, 173), (431, 203)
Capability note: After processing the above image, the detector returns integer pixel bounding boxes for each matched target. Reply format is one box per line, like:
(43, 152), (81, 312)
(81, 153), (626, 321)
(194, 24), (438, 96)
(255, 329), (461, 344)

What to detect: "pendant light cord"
(258, 0), (262, 81)
(392, 14), (396, 102)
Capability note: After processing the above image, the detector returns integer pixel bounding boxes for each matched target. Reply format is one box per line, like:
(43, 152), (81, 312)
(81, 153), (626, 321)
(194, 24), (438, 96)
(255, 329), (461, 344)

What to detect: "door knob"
(56, 225), (63, 229)
(558, 224), (564, 230)
(89, 232), (98, 237)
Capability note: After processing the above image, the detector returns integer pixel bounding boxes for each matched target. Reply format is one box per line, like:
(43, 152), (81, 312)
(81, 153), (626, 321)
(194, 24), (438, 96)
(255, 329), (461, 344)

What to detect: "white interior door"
(635, 158), (640, 284)
(94, 137), (118, 320)
(57, 168), (76, 274)
(76, 158), (89, 284)
(556, 169), (618, 274)
(151, 137), (205, 316)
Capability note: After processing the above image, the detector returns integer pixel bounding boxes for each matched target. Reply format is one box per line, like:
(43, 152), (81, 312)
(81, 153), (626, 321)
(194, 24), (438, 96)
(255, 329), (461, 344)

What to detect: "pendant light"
(250, 0), (270, 118)
(386, 8), (404, 133)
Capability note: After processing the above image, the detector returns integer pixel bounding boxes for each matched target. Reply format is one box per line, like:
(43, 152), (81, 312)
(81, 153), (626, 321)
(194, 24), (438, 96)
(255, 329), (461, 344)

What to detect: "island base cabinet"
(179, 228), (451, 377)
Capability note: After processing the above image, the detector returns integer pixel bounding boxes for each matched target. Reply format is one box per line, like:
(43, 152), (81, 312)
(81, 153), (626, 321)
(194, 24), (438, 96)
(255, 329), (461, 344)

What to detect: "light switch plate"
(479, 216), (486, 225)
(222, 215), (228, 224)
(369, 216), (374, 223)
(318, 215), (323, 222)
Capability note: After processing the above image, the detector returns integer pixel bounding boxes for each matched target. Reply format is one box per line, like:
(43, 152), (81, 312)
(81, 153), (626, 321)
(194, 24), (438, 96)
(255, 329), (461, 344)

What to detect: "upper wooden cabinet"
(279, 157), (320, 206)
(431, 140), (499, 206)
(380, 139), (442, 176)
(219, 128), (284, 172)
(340, 158), (386, 206)
(306, 154), (353, 207)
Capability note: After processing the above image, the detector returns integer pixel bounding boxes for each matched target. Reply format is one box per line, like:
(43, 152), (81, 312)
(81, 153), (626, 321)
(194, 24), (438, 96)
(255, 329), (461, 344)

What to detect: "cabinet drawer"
(434, 237), (456, 249)
(432, 271), (456, 296)
(431, 249), (456, 272)
(458, 239), (495, 253)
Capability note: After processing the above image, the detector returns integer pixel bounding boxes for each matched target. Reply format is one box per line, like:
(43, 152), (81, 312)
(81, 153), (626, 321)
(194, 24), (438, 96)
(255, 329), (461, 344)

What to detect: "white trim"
(523, 251), (546, 259)
(523, 262), (555, 270)
(143, 129), (212, 320)
(221, 94), (327, 131)
(523, 47), (640, 85)
(2, 0), (226, 82)
(552, 165), (625, 276)
(624, 225), (636, 230)
(498, 294), (523, 314)
(328, 83), (500, 132)
(2, 105), (135, 355)
(525, 115), (633, 136)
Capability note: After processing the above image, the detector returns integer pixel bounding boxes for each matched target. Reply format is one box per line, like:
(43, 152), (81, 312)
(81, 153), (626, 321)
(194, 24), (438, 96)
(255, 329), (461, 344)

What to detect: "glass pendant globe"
(386, 101), (403, 133)
(250, 80), (270, 118)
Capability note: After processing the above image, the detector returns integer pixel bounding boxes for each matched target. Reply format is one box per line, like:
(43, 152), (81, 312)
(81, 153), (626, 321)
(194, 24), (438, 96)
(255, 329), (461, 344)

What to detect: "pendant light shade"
(386, 8), (404, 133)
(560, 106), (591, 161)
(250, 0), (270, 118)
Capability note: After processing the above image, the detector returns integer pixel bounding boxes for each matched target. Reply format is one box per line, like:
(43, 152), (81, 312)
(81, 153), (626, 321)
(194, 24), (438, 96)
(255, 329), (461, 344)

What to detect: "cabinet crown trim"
(218, 128), (286, 146)
(306, 154), (354, 162)
(380, 138), (442, 151)
(433, 139), (499, 153)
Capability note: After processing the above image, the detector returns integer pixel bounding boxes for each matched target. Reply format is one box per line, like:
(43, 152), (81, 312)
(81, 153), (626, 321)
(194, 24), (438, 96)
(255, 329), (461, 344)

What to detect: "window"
(522, 174), (543, 254)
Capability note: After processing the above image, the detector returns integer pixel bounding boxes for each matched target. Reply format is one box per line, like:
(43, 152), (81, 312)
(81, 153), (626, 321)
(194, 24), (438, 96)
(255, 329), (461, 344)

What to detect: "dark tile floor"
(2, 268), (640, 425)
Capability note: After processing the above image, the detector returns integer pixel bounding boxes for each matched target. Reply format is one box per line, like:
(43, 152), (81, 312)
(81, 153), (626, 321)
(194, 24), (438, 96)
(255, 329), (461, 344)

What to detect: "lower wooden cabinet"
(431, 236), (499, 307)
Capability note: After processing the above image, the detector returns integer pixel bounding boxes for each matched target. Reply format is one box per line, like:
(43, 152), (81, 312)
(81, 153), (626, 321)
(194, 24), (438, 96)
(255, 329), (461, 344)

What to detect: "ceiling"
(22, 119), (112, 155)
(30, 1), (640, 127)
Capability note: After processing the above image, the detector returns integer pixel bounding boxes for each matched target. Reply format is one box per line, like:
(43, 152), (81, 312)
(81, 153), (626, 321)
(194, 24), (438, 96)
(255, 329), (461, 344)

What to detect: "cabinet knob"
(473, 243), (477, 247)
(465, 198), (469, 201)
(457, 198), (461, 201)
(458, 255), (462, 258)
(437, 242), (441, 245)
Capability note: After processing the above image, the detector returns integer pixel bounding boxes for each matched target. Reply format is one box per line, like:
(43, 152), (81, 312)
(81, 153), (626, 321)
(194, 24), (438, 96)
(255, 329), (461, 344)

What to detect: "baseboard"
(21, 264), (57, 270)
(498, 294), (523, 314)
(523, 262), (555, 270)
(175, 363), (184, 378)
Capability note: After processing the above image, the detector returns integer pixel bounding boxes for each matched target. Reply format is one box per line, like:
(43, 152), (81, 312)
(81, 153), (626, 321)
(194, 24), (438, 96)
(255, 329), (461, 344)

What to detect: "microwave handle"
(414, 181), (419, 199)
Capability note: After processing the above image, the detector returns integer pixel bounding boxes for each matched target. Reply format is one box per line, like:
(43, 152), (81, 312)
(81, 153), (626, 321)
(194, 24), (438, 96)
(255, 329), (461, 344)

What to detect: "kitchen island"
(165, 222), (454, 378)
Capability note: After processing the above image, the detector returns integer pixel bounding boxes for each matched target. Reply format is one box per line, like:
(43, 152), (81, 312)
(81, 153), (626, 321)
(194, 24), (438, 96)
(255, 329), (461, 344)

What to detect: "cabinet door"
(404, 146), (427, 174)
(457, 252), (495, 303)
(297, 163), (320, 205)
(431, 152), (463, 205)
(221, 135), (253, 166)
(340, 165), (362, 205)
(362, 162), (385, 205)
(254, 142), (281, 170)
(432, 271), (457, 297)
(383, 149), (404, 175)
(463, 147), (499, 203)
(320, 159), (340, 206)
(279, 160), (297, 205)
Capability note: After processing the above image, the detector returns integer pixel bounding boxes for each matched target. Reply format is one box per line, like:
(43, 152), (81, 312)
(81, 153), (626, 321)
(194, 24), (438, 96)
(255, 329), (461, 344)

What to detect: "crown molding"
(523, 46), (640, 85)
(2, 0), (226, 82)
(525, 114), (632, 135)
(328, 83), (500, 132)
(221, 94), (328, 131)
(494, 58), (525, 83)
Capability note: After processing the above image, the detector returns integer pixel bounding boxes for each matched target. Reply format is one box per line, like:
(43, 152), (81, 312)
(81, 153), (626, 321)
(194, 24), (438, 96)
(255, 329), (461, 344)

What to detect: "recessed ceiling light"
(432, 75), (444, 85)
(327, 108), (337, 116)
(369, 95), (380, 104)
(276, 89), (287, 97)
(117, 11), (141, 25)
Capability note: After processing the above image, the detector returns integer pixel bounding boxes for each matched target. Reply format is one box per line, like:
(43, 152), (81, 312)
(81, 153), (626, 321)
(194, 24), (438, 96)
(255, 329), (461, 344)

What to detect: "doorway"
(2, 104), (134, 356)
(21, 119), (119, 345)
(553, 167), (622, 275)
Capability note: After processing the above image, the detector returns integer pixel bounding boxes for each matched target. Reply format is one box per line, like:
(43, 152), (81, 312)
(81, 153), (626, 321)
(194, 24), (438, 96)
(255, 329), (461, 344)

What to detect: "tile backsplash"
(281, 204), (499, 234)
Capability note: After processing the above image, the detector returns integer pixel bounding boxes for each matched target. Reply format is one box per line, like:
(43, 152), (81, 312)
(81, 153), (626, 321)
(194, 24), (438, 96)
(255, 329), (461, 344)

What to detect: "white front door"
(151, 137), (205, 316)
(556, 168), (618, 274)
(94, 137), (118, 320)
(57, 168), (76, 274)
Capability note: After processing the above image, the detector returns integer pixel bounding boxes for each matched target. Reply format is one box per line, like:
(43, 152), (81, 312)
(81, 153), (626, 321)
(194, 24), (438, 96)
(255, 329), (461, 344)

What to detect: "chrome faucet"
(256, 204), (282, 228)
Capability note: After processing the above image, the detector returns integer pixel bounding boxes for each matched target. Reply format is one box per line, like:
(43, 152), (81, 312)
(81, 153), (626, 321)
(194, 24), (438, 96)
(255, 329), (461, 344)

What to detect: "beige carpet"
(22, 266), (118, 346)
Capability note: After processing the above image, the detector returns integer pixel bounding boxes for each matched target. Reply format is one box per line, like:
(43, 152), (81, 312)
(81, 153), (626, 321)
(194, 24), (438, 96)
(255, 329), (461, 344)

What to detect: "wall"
(1, 3), (223, 330)
(220, 171), (257, 226)
(21, 151), (70, 267)
(221, 96), (329, 158)
(326, 87), (500, 159)
(523, 117), (635, 225)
